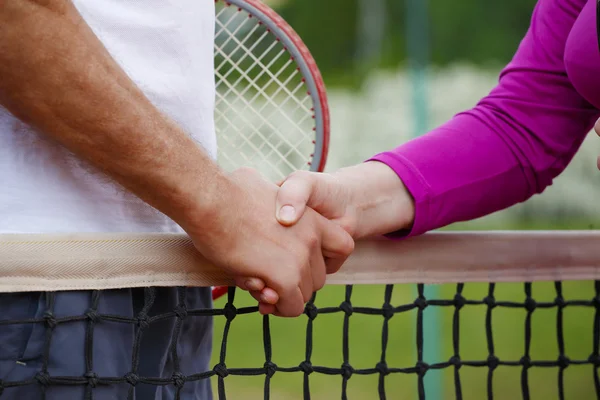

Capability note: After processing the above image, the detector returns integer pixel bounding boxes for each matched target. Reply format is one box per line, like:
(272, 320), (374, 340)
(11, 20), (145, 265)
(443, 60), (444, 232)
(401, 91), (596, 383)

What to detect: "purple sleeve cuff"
(362, 0), (600, 239)
(366, 152), (433, 239)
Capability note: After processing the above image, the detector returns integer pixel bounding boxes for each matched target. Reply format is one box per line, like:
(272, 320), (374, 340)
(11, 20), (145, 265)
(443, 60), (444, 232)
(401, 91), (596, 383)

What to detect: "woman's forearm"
(368, 0), (599, 237)
(332, 162), (415, 239)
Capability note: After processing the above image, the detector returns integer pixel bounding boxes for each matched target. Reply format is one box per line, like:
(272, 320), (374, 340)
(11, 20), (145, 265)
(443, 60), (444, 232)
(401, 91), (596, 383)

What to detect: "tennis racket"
(212, 0), (330, 300)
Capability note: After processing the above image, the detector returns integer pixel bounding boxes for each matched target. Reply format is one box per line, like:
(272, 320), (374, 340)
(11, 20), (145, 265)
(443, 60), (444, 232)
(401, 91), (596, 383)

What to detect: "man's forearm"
(0, 0), (228, 230)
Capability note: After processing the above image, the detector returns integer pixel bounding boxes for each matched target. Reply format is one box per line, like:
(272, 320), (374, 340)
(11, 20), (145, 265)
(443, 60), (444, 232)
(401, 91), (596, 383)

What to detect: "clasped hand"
(242, 168), (361, 316)
(194, 162), (411, 317)
(190, 167), (355, 317)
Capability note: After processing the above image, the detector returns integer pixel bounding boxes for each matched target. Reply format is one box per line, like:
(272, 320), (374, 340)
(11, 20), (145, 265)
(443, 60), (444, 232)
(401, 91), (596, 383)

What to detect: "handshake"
(188, 162), (414, 317)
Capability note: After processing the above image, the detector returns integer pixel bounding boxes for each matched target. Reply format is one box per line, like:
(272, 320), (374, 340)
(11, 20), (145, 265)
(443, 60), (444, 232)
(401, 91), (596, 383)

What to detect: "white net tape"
(1, 231), (599, 292)
(214, 4), (317, 182)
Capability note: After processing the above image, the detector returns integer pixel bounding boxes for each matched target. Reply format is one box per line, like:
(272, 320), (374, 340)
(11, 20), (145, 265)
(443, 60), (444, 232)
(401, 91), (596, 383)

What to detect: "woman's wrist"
(334, 161), (415, 239)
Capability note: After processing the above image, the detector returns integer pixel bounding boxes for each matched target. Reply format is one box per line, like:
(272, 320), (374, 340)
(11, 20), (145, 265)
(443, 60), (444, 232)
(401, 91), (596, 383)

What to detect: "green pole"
(356, 0), (386, 77)
(405, 1), (441, 399)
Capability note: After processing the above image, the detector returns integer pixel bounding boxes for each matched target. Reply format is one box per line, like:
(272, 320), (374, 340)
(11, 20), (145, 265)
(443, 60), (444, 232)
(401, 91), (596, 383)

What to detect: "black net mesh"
(1, 281), (599, 399)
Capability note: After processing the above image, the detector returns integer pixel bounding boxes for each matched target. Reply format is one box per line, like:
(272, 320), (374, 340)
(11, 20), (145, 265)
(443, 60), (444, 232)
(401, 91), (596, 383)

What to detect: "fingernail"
(245, 278), (262, 291)
(260, 291), (276, 304)
(278, 205), (296, 222)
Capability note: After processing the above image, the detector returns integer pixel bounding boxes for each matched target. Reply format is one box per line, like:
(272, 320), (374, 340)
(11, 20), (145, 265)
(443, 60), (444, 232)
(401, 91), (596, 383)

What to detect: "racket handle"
(212, 285), (229, 300)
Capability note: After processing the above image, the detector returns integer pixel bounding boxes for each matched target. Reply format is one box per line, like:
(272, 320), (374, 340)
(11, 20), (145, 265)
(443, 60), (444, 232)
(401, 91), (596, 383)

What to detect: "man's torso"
(0, 0), (217, 234)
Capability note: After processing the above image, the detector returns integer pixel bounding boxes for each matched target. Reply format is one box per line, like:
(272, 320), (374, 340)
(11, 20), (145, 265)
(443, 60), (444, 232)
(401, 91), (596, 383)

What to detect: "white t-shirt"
(0, 0), (216, 234)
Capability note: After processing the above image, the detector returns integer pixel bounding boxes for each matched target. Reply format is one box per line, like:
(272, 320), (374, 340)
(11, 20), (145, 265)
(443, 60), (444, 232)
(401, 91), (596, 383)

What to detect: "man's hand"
(275, 162), (416, 239)
(189, 168), (354, 317)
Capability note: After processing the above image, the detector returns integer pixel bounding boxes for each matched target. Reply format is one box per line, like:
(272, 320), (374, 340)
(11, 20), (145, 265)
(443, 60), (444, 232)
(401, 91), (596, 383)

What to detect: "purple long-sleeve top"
(369, 0), (600, 236)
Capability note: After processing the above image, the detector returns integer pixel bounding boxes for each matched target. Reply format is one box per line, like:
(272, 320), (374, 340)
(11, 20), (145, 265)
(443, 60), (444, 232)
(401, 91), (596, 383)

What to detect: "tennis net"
(0, 231), (599, 399)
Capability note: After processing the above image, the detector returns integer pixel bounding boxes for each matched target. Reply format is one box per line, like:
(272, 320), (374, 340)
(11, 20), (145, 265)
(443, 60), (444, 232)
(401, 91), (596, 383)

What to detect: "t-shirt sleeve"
(369, 0), (600, 237)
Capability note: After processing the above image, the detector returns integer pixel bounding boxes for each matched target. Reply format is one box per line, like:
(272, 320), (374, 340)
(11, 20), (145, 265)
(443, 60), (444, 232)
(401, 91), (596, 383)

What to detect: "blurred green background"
(272, 0), (537, 87)
(211, 1), (599, 398)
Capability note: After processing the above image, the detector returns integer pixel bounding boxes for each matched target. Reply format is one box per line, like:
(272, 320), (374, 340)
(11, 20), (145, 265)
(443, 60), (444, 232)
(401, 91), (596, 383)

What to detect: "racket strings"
(215, 28), (308, 147)
(223, 80), (313, 163)
(215, 54), (306, 175)
(214, 4), (318, 181)
(215, 12), (312, 115)
(215, 93), (300, 177)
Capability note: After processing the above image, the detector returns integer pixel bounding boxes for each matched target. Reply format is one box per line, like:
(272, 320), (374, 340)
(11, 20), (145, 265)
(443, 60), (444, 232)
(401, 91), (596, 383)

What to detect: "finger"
(259, 287), (279, 304)
(299, 258), (315, 303)
(250, 290), (278, 315)
(310, 248), (327, 292)
(249, 288), (278, 305)
(249, 290), (262, 302)
(259, 302), (276, 315)
(235, 277), (266, 292)
(318, 217), (355, 272)
(275, 286), (306, 317)
(271, 309), (287, 318)
(324, 256), (346, 276)
(264, 263), (307, 317)
(276, 172), (316, 226)
(597, 155), (600, 171)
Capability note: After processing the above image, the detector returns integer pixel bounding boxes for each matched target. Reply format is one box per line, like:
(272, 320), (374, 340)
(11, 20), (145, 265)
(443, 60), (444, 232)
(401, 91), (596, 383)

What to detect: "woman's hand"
(248, 162), (415, 311)
(275, 162), (416, 240)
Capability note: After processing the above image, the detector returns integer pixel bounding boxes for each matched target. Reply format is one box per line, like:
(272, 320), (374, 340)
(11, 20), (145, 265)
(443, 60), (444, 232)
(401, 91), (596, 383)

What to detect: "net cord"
(0, 231), (599, 293)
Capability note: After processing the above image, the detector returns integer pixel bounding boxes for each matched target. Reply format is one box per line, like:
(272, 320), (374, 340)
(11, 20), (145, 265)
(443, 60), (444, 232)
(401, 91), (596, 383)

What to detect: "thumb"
(275, 171), (317, 226)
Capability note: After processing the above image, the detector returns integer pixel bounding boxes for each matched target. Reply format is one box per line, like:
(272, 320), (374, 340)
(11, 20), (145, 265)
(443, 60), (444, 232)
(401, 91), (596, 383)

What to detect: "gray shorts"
(0, 287), (213, 399)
